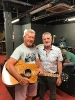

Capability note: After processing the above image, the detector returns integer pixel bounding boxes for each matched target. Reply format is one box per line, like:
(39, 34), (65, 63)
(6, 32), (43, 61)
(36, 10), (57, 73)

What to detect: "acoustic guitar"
(2, 60), (68, 86)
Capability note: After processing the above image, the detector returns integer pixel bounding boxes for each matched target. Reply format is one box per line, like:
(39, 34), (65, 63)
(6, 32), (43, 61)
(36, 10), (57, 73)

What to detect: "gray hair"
(23, 29), (35, 37)
(42, 32), (52, 37)
(61, 49), (67, 53)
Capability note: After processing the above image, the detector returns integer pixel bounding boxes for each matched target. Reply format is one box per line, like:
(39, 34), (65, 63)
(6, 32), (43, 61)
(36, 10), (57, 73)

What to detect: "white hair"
(61, 49), (67, 53)
(42, 32), (52, 37)
(23, 29), (35, 37)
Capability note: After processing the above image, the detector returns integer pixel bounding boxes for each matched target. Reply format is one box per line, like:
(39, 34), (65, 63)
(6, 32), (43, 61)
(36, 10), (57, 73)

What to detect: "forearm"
(56, 61), (62, 86)
(36, 59), (44, 70)
(5, 60), (22, 82)
(65, 59), (70, 63)
(57, 61), (62, 76)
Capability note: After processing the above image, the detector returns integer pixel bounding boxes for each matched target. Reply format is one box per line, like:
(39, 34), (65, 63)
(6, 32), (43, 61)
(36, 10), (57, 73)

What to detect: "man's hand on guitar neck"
(36, 68), (44, 75)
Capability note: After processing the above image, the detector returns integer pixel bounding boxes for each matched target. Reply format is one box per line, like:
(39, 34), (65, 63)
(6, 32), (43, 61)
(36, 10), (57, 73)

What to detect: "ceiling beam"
(2, 0), (33, 6)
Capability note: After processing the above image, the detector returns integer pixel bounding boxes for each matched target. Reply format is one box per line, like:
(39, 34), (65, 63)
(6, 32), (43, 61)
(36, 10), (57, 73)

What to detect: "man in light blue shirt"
(37, 32), (63, 100)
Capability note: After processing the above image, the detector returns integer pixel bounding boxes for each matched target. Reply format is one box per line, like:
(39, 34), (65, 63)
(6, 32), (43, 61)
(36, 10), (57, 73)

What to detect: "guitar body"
(2, 60), (38, 85)
(2, 60), (69, 86)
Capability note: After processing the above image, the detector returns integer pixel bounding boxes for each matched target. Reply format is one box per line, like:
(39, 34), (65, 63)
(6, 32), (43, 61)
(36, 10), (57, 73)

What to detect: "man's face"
(24, 32), (35, 47)
(42, 34), (52, 46)
(62, 51), (65, 56)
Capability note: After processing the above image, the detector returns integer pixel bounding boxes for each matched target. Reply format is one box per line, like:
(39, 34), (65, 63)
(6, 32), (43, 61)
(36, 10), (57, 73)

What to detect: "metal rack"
(0, 41), (6, 54)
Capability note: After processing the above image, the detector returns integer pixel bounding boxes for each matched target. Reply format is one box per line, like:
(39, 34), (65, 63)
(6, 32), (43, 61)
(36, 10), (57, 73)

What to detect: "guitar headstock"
(61, 72), (69, 82)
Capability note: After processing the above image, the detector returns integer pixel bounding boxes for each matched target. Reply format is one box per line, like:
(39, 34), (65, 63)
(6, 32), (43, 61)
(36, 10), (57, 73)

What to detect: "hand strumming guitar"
(19, 76), (29, 86)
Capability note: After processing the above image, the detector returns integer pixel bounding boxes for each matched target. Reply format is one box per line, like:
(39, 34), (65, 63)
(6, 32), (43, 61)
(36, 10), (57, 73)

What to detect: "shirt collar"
(43, 45), (53, 50)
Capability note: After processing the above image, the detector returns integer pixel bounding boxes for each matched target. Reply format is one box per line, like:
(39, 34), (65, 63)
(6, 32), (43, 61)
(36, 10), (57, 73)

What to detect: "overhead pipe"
(3, 0), (57, 20)
(2, 0), (33, 6)
(12, 0), (56, 20)
(2, 0), (62, 21)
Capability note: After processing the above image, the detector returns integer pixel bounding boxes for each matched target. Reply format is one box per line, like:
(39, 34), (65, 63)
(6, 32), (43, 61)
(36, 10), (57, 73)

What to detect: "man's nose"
(45, 39), (48, 42)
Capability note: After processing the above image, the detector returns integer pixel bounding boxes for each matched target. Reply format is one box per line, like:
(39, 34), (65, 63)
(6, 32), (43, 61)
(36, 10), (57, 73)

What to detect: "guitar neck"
(43, 72), (60, 77)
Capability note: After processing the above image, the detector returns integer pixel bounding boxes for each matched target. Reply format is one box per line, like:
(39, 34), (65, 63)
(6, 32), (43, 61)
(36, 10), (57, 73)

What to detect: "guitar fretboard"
(44, 72), (60, 77)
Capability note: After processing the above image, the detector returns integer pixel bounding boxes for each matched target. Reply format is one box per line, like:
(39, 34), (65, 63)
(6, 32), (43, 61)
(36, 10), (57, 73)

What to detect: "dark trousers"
(38, 76), (57, 100)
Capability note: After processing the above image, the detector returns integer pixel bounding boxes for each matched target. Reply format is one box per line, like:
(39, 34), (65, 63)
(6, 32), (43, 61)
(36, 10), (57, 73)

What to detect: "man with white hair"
(61, 49), (75, 67)
(37, 32), (63, 100)
(5, 29), (43, 100)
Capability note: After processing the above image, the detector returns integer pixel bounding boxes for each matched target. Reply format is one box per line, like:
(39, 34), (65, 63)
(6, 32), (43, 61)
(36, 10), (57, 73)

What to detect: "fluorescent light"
(67, 17), (75, 21)
(11, 18), (20, 23)
(30, 3), (51, 15)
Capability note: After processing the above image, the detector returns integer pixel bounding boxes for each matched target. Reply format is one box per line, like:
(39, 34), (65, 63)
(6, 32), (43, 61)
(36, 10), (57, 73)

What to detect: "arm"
(65, 59), (70, 63)
(5, 58), (29, 85)
(57, 61), (62, 76)
(35, 58), (44, 75)
(64, 52), (71, 63)
(56, 61), (62, 86)
(63, 59), (70, 67)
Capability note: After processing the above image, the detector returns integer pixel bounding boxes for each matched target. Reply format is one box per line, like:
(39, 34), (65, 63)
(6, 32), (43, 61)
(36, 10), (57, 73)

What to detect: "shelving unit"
(0, 41), (6, 54)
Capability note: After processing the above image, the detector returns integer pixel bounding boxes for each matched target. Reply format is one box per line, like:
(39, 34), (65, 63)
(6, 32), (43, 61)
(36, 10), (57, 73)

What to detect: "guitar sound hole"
(25, 69), (31, 78)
